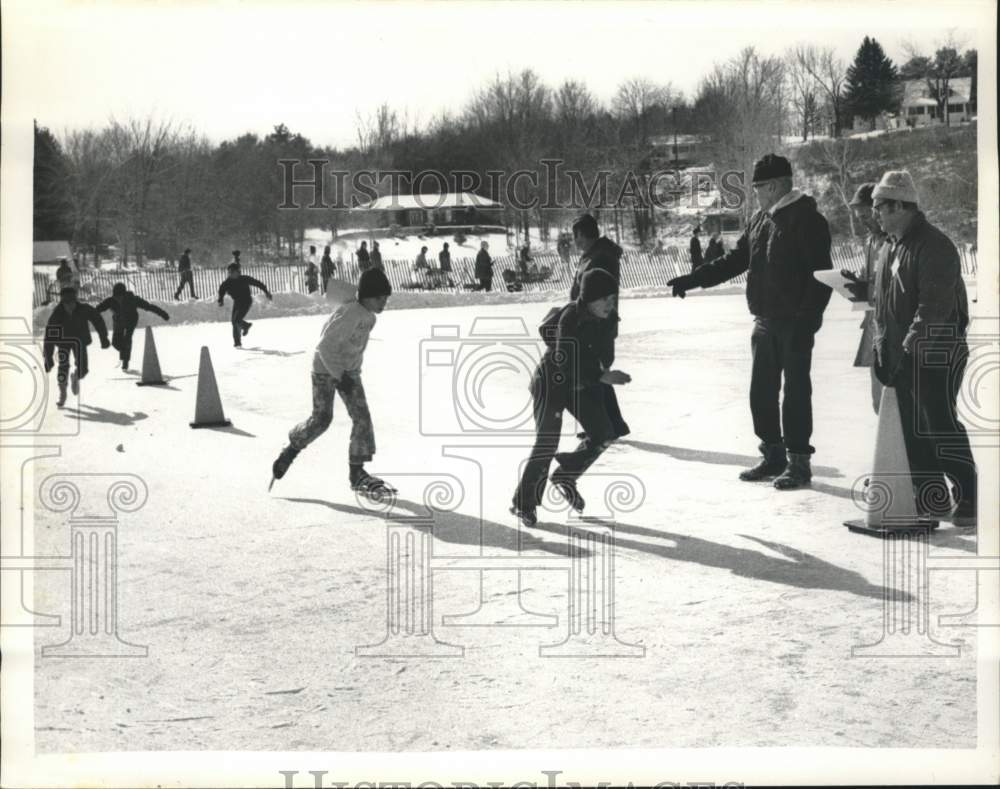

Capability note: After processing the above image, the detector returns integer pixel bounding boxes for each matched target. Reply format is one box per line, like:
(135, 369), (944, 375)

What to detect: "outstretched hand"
(100, 337), (111, 349)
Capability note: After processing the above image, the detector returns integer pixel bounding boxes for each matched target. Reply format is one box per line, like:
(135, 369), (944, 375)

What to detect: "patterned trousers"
(288, 371), (375, 464)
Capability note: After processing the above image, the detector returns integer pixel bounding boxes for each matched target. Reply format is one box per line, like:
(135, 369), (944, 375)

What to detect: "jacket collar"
(768, 189), (803, 216)
(891, 211), (926, 244)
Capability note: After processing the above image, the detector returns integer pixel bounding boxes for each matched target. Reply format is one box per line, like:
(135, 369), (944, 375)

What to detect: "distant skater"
(96, 282), (170, 371)
(174, 248), (197, 299)
(217, 263), (272, 347)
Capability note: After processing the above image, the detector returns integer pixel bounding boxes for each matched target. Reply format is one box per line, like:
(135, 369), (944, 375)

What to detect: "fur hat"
(358, 268), (392, 300)
(849, 182), (878, 207)
(579, 268), (617, 303)
(872, 170), (919, 204)
(751, 153), (792, 184)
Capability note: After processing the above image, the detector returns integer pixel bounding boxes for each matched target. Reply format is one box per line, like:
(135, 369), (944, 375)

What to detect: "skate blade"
(268, 476), (276, 492)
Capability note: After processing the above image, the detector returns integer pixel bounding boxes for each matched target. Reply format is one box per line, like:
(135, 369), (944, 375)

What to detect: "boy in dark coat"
(96, 283), (170, 370)
(689, 227), (704, 271)
(570, 213), (630, 440)
(320, 246), (335, 293)
(370, 241), (383, 271)
(357, 241), (371, 272)
(511, 269), (632, 527)
(217, 263), (272, 347)
(175, 248), (197, 299)
(667, 153), (833, 489)
(43, 287), (110, 406)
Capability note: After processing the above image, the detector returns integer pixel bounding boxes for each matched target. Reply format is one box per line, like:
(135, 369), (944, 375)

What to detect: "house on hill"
(354, 192), (505, 234)
(33, 240), (73, 274)
(853, 77), (973, 133)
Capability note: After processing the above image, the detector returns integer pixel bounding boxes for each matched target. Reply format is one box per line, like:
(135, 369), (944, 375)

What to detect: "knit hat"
(751, 153), (792, 184)
(358, 268), (392, 300)
(232, 250), (241, 258)
(579, 269), (617, 303)
(849, 182), (878, 207)
(872, 170), (919, 204)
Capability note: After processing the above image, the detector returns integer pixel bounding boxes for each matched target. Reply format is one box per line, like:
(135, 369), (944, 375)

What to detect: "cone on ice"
(845, 386), (936, 536)
(189, 346), (231, 428)
(135, 326), (167, 386)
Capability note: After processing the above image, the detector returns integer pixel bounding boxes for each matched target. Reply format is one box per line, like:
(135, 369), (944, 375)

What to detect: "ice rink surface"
(30, 292), (982, 751)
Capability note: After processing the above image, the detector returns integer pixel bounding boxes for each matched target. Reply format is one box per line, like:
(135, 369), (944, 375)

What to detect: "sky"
(2, 0), (989, 149)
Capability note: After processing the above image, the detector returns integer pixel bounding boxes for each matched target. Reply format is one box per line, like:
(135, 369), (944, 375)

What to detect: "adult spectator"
(175, 248), (197, 299)
(438, 242), (452, 273)
(667, 153), (833, 490)
(320, 245), (335, 294)
(474, 241), (493, 291)
(357, 241), (371, 272)
(370, 241), (383, 271)
(689, 226), (704, 271)
(870, 170), (976, 528)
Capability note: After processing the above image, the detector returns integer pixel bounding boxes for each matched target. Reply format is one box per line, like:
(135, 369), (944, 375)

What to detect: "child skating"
(270, 268), (395, 497)
(511, 269), (632, 527)
(96, 282), (170, 371)
(43, 286), (111, 407)
(217, 263), (272, 347)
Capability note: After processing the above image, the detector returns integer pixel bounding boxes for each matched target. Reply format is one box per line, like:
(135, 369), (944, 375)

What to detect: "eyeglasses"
(872, 201), (891, 213)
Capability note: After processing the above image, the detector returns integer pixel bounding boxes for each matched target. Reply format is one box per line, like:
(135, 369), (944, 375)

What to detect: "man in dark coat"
(474, 241), (493, 291)
(667, 153), (833, 489)
(43, 287), (110, 406)
(174, 248), (197, 299)
(97, 283), (170, 370)
(320, 246), (335, 293)
(438, 242), (452, 273)
(570, 213), (630, 439)
(870, 170), (976, 528)
(689, 226), (704, 271)
(217, 263), (273, 347)
(370, 241), (383, 271)
(357, 241), (371, 272)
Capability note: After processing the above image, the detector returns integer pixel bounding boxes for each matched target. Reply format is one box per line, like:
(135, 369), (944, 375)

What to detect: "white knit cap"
(872, 170), (919, 204)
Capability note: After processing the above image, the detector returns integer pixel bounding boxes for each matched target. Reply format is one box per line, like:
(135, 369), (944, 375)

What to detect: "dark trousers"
(513, 373), (614, 509)
(175, 270), (196, 298)
(894, 344), (977, 508)
(55, 343), (88, 386)
(749, 317), (819, 455)
(288, 371), (375, 464)
(475, 274), (493, 292)
(231, 302), (251, 345)
(111, 325), (136, 367)
(321, 275), (331, 294)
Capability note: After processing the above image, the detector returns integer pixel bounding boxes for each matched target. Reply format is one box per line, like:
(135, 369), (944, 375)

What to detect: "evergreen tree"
(33, 121), (72, 240)
(844, 37), (899, 129)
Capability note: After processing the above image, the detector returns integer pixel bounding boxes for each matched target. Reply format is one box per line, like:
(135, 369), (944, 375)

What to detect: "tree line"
(33, 34), (977, 264)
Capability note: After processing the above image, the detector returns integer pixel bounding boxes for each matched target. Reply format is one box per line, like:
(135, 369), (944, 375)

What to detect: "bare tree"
(785, 49), (820, 141)
(820, 138), (859, 237)
(613, 77), (676, 148)
(793, 45), (847, 137)
(61, 128), (114, 264)
(903, 31), (969, 126)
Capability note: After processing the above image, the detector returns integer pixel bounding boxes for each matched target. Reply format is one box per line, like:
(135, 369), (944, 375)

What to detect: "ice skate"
(350, 468), (397, 498)
(70, 370), (79, 395)
(509, 504), (538, 528)
(269, 445), (300, 491)
(550, 475), (585, 512)
(242, 321), (252, 337)
(56, 383), (68, 408)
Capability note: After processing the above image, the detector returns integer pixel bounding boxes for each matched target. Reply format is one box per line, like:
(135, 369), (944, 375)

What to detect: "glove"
(844, 279), (869, 302)
(666, 275), (696, 298)
(100, 337), (111, 349)
(163, 314), (171, 321)
(840, 268), (859, 282)
(44, 358), (53, 373)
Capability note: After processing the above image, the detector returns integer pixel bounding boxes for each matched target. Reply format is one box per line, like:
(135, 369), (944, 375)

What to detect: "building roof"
(33, 240), (72, 264)
(902, 77), (973, 106)
(356, 192), (503, 211)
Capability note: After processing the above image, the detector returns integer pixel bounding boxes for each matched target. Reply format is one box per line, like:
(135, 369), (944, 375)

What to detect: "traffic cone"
(189, 346), (231, 429)
(135, 326), (167, 386)
(845, 386), (937, 536)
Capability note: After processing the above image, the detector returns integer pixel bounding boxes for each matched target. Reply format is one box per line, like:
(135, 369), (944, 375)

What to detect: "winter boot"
(56, 382), (68, 408)
(268, 445), (300, 491)
(70, 370), (79, 395)
(739, 442), (787, 481)
(350, 467), (397, 495)
(509, 503), (538, 528)
(773, 452), (812, 490)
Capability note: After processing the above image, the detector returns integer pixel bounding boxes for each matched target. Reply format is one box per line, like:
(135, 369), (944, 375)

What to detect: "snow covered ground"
(29, 292), (984, 752)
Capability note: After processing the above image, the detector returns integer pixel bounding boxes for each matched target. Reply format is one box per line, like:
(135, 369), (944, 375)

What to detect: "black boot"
(739, 442), (787, 481)
(550, 475), (585, 512)
(774, 452), (812, 490)
(271, 445), (300, 481)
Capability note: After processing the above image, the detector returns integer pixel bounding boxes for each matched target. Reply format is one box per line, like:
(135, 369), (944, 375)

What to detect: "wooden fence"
(32, 243), (979, 307)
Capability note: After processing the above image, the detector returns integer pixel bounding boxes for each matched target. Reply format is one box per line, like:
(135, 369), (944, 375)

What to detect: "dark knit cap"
(579, 269), (617, 303)
(849, 182), (878, 207)
(751, 153), (792, 184)
(358, 268), (392, 300)
(112, 282), (127, 295)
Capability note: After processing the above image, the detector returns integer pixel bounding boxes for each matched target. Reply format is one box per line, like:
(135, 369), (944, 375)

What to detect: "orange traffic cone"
(135, 326), (167, 386)
(189, 346), (231, 429)
(845, 386), (938, 536)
